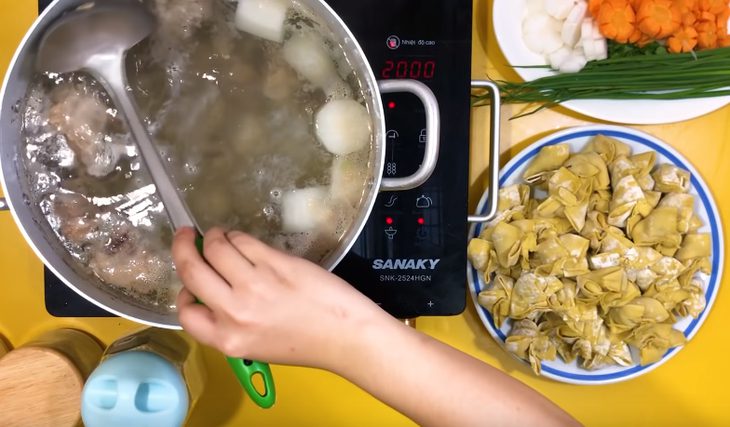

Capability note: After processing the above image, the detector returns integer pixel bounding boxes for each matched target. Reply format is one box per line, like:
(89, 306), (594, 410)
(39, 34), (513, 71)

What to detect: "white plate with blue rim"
(467, 125), (724, 385)
(492, 0), (730, 124)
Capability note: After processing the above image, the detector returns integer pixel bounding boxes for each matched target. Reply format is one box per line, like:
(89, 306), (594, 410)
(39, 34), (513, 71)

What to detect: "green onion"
(472, 46), (730, 118)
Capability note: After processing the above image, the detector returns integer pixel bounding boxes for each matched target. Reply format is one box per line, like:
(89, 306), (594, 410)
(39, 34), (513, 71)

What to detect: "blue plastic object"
(81, 351), (189, 427)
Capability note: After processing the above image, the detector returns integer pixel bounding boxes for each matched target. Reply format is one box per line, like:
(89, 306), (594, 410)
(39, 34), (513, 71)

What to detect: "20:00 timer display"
(381, 59), (436, 80)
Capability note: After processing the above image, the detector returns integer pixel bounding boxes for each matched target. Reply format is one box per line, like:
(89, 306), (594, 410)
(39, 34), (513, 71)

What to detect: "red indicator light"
(386, 217), (394, 225)
(387, 101), (396, 109)
(417, 217), (425, 225)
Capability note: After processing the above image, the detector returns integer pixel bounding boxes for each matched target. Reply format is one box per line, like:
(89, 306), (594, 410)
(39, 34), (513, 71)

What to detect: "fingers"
(226, 230), (291, 267)
(201, 228), (257, 284)
(178, 295), (219, 347)
(172, 227), (232, 308)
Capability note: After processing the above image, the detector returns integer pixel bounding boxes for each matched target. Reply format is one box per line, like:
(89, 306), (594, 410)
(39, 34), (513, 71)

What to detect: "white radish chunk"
(330, 154), (367, 207)
(526, 0), (546, 13)
(315, 100), (371, 156)
(582, 39), (599, 60)
(523, 13), (563, 54)
(283, 33), (338, 88)
(549, 46), (571, 70)
(592, 38), (608, 60)
(523, 31), (547, 53)
(591, 20), (603, 39)
(562, 1), (586, 46)
(581, 19), (594, 44)
(281, 187), (332, 233)
(545, 0), (575, 20)
(542, 31), (564, 54)
(235, 0), (288, 43)
(559, 51), (587, 73)
(562, 20), (581, 47)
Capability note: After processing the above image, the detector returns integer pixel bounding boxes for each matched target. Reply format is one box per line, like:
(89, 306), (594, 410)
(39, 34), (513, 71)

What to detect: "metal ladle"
(36, 0), (275, 408)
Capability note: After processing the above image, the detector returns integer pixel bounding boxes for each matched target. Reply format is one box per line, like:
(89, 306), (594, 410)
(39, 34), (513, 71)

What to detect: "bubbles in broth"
(20, 0), (373, 311)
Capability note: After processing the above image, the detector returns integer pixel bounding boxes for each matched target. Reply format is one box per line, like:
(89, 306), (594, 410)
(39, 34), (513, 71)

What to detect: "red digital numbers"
(381, 60), (436, 80)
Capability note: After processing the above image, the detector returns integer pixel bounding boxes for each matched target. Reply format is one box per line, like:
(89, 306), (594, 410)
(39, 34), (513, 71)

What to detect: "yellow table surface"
(1, 1), (729, 426)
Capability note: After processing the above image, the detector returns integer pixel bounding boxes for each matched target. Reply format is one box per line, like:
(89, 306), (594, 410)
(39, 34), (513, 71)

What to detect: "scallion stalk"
(472, 46), (730, 117)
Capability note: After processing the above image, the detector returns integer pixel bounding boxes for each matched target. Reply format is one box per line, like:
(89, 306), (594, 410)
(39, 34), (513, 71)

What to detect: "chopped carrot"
(597, 0), (638, 43)
(637, 0), (682, 39)
(629, 27), (645, 42)
(696, 19), (720, 47)
(682, 11), (698, 26)
(672, 0), (698, 14)
(589, 0), (603, 17)
(716, 9), (729, 34)
(667, 26), (699, 51)
(696, 0), (727, 14)
(629, 0), (643, 10)
(698, 11), (717, 22)
(719, 35), (730, 46)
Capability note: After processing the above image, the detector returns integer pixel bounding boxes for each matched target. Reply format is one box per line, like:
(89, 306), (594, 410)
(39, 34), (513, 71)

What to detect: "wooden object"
(0, 329), (102, 427)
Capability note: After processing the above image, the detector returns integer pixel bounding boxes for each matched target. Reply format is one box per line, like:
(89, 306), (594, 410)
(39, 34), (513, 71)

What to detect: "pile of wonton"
(468, 135), (711, 374)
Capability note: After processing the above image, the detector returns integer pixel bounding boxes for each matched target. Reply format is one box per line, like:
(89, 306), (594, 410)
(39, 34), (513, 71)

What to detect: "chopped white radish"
(330, 153), (368, 207)
(559, 51), (588, 73)
(283, 33), (338, 89)
(526, 0), (546, 14)
(523, 13), (562, 54)
(543, 31), (564, 54)
(594, 38), (608, 60)
(235, 0), (288, 43)
(581, 19), (594, 44)
(281, 187), (332, 233)
(582, 39), (598, 60)
(562, 20), (581, 47)
(549, 46), (571, 69)
(561, 1), (586, 46)
(523, 31), (547, 53)
(545, 0), (575, 20)
(523, 13), (562, 36)
(584, 38), (608, 61)
(315, 100), (371, 156)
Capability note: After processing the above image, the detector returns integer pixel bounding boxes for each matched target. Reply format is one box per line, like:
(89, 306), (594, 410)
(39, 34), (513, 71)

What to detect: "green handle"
(193, 235), (277, 408)
(227, 357), (276, 408)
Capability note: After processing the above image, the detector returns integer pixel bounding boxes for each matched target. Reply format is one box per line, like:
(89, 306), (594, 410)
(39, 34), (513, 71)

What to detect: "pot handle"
(378, 80), (439, 192)
(467, 80), (501, 223)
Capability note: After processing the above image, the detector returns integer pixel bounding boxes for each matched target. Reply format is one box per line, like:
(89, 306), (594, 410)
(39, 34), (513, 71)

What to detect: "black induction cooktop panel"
(329, 0), (473, 317)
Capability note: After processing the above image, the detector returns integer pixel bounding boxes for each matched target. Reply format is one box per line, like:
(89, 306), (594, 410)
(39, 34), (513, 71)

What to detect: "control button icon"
(384, 226), (398, 240)
(416, 227), (429, 240)
(427, 301), (435, 308)
(418, 128), (427, 144)
(384, 194), (398, 208)
(386, 35), (401, 50)
(415, 194), (433, 209)
(386, 129), (399, 140)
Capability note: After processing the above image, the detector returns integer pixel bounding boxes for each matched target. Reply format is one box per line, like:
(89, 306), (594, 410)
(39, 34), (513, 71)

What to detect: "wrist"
(319, 299), (412, 378)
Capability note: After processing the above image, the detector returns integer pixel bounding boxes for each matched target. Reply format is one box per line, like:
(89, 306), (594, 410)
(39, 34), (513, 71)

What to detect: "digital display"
(380, 59), (436, 80)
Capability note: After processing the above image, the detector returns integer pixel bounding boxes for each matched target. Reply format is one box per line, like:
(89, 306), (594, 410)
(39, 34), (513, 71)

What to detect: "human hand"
(172, 227), (387, 370)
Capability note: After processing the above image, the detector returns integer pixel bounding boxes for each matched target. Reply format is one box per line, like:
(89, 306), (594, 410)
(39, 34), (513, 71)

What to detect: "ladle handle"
(92, 57), (276, 409)
(89, 54), (200, 232)
(194, 236), (276, 409)
(467, 80), (501, 223)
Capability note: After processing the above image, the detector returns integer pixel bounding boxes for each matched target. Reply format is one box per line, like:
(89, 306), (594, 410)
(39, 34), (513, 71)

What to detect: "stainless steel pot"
(0, 0), (502, 329)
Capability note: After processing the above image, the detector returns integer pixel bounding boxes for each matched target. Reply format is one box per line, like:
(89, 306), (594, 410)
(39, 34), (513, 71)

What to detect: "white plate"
(468, 125), (724, 384)
(492, 0), (730, 124)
